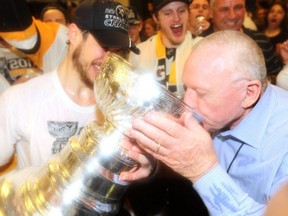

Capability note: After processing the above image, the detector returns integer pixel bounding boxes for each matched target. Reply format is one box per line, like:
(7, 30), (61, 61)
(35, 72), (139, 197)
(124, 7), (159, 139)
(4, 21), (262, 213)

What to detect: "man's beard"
(72, 44), (94, 89)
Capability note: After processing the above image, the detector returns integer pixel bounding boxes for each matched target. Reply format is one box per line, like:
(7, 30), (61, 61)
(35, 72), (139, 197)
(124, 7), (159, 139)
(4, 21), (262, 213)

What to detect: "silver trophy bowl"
(94, 52), (202, 134)
(0, 52), (200, 215)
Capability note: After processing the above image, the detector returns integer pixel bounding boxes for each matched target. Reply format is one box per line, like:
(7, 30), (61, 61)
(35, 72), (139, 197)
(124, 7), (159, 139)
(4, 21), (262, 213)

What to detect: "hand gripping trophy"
(0, 52), (201, 215)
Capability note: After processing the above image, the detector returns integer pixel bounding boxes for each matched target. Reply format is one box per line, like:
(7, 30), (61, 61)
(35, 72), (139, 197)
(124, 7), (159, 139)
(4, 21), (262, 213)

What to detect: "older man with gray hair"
(128, 30), (288, 215)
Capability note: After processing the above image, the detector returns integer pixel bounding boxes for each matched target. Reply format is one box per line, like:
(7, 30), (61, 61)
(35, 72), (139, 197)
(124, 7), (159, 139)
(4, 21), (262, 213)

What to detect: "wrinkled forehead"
(184, 46), (235, 79)
(183, 53), (238, 93)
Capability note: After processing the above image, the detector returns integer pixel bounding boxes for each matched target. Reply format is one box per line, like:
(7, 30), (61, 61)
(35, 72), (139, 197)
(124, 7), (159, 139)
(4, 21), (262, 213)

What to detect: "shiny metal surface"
(0, 52), (201, 216)
(0, 121), (136, 216)
(94, 52), (202, 134)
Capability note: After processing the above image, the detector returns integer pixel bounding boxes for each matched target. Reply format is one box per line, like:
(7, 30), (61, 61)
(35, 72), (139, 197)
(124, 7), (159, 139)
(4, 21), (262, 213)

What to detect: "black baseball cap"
(72, 0), (140, 54)
(127, 7), (141, 25)
(153, 0), (191, 12)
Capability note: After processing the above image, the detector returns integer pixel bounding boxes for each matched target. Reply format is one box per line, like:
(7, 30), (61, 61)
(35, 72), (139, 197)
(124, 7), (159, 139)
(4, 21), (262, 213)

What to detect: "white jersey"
(0, 19), (68, 78)
(0, 70), (98, 169)
(0, 74), (10, 93)
(0, 47), (42, 84)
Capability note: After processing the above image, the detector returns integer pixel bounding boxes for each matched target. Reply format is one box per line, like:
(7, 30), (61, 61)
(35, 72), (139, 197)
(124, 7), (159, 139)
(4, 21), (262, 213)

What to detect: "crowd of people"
(1, 0), (288, 215)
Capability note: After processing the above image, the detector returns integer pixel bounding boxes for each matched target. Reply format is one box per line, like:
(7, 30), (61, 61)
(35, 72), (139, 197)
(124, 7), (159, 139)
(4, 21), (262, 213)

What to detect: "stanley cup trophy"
(0, 52), (201, 215)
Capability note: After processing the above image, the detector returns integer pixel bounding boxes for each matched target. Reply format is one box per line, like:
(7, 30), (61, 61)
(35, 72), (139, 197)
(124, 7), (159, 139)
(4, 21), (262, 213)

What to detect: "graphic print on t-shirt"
(48, 121), (81, 154)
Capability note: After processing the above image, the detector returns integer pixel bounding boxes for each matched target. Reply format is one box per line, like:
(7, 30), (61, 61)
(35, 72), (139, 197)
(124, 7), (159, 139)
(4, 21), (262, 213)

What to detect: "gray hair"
(191, 30), (267, 85)
(210, 0), (246, 10)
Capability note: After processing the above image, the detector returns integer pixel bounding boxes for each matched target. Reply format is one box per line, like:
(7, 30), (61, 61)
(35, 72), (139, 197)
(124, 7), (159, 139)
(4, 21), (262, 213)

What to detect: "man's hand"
(119, 136), (156, 182)
(128, 111), (219, 183)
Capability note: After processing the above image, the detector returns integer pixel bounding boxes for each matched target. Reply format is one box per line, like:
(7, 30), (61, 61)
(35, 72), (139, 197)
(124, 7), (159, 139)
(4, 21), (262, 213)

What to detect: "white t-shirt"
(0, 70), (97, 169)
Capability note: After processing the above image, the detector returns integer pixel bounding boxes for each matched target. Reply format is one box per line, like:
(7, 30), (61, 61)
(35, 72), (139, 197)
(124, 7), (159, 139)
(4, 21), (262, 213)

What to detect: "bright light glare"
(63, 180), (82, 205)
(98, 130), (122, 156)
(47, 208), (62, 216)
(135, 73), (160, 102)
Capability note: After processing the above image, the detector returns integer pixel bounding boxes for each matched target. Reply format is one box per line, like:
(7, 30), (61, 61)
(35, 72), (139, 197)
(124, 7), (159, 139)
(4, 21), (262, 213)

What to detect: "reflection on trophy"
(0, 52), (201, 215)
(196, 15), (205, 36)
(196, 16), (205, 30)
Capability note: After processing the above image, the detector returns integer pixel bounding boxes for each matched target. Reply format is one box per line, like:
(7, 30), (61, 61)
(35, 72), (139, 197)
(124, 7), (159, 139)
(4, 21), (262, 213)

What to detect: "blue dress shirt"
(193, 84), (288, 215)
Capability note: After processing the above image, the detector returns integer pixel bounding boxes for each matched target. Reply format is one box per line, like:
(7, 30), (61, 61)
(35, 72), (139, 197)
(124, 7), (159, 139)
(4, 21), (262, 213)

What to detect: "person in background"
(243, 0), (257, 30)
(142, 17), (158, 40)
(263, 1), (288, 59)
(127, 30), (288, 215)
(276, 40), (288, 90)
(188, 0), (211, 37)
(40, 2), (70, 26)
(254, 6), (269, 31)
(0, 0), (61, 87)
(127, 7), (143, 45)
(129, 0), (201, 98)
(146, 0), (155, 18)
(200, 0), (282, 84)
(244, 11), (258, 30)
(66, 0), (80, 18)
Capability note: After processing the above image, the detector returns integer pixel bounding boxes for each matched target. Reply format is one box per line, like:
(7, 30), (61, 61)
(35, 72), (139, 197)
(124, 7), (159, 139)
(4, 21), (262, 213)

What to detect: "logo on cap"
(104, 5), (127, 32)
(116, 5), (126, 17)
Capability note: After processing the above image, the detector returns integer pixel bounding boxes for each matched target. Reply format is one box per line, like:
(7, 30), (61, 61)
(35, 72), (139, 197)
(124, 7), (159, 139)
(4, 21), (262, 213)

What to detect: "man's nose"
(172, 11), (181, 21)
(227, 9), (237, 19)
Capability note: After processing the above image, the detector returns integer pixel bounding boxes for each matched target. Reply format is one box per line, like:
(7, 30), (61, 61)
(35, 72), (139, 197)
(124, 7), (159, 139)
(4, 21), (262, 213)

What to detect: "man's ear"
(241, 80), (262, 108)
(152, 14), (159, 25)
(68, 23), (80, 44)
